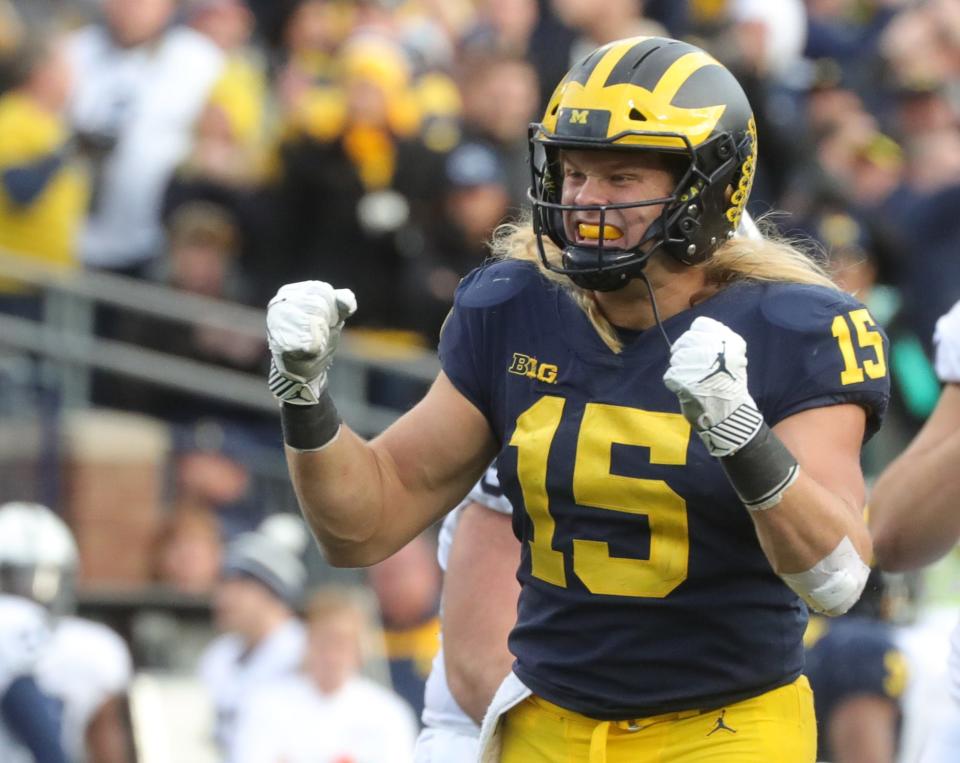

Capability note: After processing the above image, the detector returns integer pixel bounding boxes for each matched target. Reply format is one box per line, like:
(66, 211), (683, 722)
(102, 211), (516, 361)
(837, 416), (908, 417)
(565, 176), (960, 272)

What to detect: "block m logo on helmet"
(557, 108), (611, 138)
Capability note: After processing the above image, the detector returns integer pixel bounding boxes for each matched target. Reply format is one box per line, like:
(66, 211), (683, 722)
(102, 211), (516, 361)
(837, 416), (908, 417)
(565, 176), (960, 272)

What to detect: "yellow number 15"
(832, 308), (886, 385)
(509, 396), (691, 599)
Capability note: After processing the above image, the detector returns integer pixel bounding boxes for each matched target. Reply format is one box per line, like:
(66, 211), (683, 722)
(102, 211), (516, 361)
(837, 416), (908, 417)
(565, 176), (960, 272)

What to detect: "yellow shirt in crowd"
(0, 92), (88, 291)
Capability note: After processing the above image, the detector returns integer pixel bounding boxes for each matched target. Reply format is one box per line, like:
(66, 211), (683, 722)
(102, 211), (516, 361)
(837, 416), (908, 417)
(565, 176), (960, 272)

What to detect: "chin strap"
(637, 269), (673, 352)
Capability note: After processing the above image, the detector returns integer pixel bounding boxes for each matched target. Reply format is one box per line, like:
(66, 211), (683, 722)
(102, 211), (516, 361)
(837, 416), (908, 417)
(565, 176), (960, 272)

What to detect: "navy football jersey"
(804, 615), (907, 761)
(439, 258), (889, 719)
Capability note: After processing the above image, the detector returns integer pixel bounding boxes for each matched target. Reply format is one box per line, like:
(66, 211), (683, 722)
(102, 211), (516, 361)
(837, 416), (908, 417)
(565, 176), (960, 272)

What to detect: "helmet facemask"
(0, 563), (77, 615)
(0, 501), (80, 615)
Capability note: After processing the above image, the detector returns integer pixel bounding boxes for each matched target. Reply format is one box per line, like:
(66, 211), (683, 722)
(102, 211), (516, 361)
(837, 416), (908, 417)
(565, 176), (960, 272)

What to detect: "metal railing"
(0, 249), (440, 434)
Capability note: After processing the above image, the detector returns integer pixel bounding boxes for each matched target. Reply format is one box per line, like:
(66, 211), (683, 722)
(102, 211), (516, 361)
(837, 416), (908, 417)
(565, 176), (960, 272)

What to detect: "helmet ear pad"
(659, 133), (750, 266)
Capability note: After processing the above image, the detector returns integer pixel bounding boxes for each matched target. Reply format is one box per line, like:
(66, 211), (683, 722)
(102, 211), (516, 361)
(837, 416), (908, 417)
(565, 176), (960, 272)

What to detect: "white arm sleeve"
(934, 300), (960, 382)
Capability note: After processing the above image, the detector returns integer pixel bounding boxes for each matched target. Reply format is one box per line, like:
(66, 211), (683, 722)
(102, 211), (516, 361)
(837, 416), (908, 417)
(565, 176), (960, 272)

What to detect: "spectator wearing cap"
(401, 140), (511, 344)
(197, 521), (308, 762)
(443, 141), (510, 247)
(231, 585), (418, 763)
(166, 417), (265, 540)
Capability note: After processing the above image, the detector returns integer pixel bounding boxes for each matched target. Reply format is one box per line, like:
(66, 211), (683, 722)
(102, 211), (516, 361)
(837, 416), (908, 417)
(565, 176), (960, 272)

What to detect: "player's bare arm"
(287, 373), (497, 566)
(443, 503), (519, 724)
(869, 383), (960, 570)
(86, 694), (134, 763)
(759, 404), (871, 572)
(267, 281), (496, 567)
(871, 299), (960, 571)
(826, 694), (901, 763)
(665, 316), (873, 616)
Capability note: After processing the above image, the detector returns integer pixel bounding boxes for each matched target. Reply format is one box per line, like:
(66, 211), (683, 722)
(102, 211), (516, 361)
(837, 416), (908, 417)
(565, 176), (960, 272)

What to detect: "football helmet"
(529, 36), (758, 291)
(0, 501), (78, 613)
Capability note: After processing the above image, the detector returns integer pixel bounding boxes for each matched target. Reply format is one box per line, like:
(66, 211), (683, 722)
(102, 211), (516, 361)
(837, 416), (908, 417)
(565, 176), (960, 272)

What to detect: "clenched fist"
(663, 316), (763, 457)
(266, 281), (356, 405)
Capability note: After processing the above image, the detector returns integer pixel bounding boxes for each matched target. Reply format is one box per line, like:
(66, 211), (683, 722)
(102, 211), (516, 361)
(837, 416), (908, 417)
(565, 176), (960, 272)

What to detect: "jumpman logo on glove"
(698, 342), (737, 383)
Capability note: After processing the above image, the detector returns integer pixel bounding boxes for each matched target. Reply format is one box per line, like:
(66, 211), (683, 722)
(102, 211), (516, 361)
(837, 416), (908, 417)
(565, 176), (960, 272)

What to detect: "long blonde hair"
(489, 216), (838, 353)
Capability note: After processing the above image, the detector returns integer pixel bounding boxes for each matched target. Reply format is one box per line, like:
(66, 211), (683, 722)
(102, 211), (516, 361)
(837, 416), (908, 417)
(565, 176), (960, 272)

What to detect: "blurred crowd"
(0, 0), (956, 435)
(0, 0), (958, 760)
(0, 0), (957, 437)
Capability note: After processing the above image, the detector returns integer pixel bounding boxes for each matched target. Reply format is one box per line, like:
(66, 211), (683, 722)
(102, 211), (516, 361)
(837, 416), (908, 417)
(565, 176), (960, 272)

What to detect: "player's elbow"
(815, 580), (866, 617)
(316, 538), (394, 568)
(779, 536), (871, 617)
(297, 512), (392, 568)
(786, 570), (868, 617)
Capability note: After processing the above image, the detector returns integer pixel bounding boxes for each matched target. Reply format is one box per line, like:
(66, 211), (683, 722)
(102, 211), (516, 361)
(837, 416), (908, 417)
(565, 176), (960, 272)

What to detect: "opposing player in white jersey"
(0, 593), (69, 763)
(414, 466), (519, 762)
(0, 502), (133, 763)
(871, 299), (960, 762)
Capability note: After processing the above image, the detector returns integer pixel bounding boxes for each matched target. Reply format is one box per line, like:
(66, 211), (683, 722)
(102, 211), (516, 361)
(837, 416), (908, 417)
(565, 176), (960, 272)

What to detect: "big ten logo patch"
(508, 353), (559, 384)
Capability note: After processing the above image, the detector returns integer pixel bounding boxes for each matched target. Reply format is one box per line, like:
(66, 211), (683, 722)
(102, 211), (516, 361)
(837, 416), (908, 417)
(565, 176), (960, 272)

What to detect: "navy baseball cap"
(445, 142), (506, 189)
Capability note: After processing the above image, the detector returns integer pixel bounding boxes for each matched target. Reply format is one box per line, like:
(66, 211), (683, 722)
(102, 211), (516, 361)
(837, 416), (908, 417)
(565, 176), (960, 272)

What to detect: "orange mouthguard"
(578, 223), (623, 240)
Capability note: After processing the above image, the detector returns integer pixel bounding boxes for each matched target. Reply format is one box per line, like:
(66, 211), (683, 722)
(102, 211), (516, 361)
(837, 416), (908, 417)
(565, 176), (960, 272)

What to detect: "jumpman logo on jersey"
(698, 342), (737, 383)
(707, 709), (737, 736)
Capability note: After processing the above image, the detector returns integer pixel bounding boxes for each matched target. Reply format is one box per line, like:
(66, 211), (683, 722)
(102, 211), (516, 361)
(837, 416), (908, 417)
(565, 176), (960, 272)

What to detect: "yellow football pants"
(499, 675), (816, 762)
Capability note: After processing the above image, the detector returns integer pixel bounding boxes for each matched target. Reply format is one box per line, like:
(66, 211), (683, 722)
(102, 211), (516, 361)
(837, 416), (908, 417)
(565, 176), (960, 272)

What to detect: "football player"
(266, 36), (889, 761)
(0, 593), (69, 763)
(870, 298), (960, 762)
(0, 502), (133, 763)
(414, 465), (517, 761)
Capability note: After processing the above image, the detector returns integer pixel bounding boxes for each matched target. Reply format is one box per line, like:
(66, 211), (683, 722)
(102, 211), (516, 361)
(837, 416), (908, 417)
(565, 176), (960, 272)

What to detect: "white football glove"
(663, 316), (763, 457)
(266, 281), (357, 405)
(934, 299), (960, 383)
